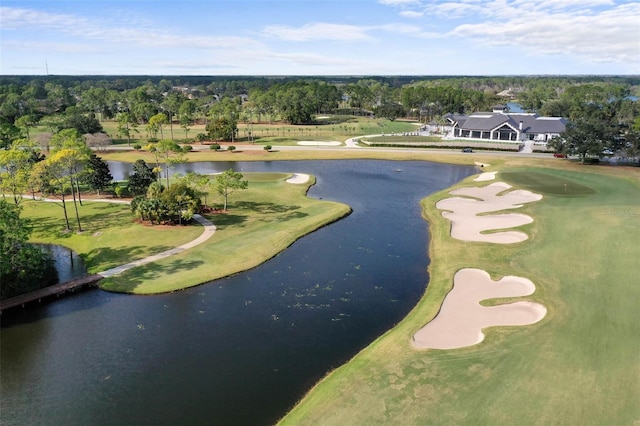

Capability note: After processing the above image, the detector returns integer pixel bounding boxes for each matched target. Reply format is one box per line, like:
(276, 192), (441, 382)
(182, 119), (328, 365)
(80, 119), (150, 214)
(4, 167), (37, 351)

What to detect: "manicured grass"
(279, 165), (640, 425)
(501, 170), (596, 195)
(22, 200), (202, 273)
(97, 173), (351, 294)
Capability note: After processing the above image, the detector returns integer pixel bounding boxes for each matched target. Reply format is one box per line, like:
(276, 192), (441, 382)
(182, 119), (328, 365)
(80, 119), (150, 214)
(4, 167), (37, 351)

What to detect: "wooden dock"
(0, 274), (103, 313)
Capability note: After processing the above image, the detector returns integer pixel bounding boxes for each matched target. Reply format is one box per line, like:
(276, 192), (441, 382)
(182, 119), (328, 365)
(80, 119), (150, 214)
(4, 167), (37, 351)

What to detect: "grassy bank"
(99, 172), (350, 294)
(279, 164), (640, 425)
(22, 173), (350, 294)
(22, 200), (203, 273)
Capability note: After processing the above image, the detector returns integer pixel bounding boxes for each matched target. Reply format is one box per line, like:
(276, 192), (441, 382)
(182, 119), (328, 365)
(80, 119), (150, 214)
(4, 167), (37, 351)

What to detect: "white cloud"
(449, 2), (640, 65)
(378, 0), (422, 5)
(427, 2), (485, 18)
(2, 40), (100, 54)
(399, 10), (425, 18)
(0, 7), (262, 51)
(262, 22), (373, 42)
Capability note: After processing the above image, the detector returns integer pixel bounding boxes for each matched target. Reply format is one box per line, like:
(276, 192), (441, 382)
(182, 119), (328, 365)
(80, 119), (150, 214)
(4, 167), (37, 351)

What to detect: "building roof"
(445, 112), (566, 134)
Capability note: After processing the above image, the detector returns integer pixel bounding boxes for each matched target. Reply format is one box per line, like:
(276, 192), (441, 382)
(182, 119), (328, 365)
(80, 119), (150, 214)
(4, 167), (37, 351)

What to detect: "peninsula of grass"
(21, 173), (349, 294)
(279, 165), (640, 425)
(21, 200), (203, 273)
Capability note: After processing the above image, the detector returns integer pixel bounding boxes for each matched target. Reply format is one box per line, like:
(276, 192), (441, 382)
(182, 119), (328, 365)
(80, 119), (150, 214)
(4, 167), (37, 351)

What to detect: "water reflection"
(35, 244), (86, 284)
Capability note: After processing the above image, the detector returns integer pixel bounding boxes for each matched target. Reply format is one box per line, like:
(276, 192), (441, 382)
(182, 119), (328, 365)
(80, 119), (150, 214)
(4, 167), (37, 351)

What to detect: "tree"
(47, 149), (87, 231)
(63, 109), (103, 134)
(179, 100), (197, 139)
(30, 158), (72, 230)
(83, 153), (113, 195)
(84, 132), (112, 151)
(0, 200), (57, 300)
(373, 102), (406, 121)
(160, 181), (201, 224)
(145, 140), (186, 187)
(550, 115), (615, 163)
(127, 159), (156, 196)
(131, 181), (200, 225)
(50, 129), (91, 206)
(161, 92), (184, 140)
(0, 122), (21, 150)
(14, 115), (35, 139)
(276, 85), (316, 124)
(178, 172), (213, 207)
(214, 169), (248, 211)
(147, 112), (168, 139)
(206, 116), (237, 141)
(116, 112), (138, 145)
(0, 139), (34, 205)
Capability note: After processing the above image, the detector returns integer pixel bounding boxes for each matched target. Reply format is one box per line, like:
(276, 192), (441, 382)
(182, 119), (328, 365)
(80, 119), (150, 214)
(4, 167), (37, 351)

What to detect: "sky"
(1, 0), (639, 76)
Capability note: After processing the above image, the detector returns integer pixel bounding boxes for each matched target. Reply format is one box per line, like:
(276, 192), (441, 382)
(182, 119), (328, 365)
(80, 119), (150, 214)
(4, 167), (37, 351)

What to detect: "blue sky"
(1, 0), (639, 75)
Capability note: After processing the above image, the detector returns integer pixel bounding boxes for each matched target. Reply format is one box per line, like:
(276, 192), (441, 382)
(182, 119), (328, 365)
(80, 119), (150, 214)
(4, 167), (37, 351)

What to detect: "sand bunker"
(286, 173), (310, 184)
(474, 171), (497, 182)
(436, 182), (542, 244)
(413, 268), (546, 350)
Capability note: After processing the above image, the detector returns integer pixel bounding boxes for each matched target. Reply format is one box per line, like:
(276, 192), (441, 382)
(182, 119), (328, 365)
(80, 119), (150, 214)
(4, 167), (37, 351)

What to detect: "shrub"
(210, 144), (221, 151)
(228, 146), (236, 152)
(264, 145), (272, 151)
(196, 133), (208, 142)
(182, 145), (193, 152)
(114, 185), (130, 198)
(132, 144), (142, 150)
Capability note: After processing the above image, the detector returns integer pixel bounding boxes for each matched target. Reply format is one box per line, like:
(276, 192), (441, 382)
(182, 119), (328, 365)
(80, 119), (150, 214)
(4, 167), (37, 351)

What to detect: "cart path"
(97, 214), (216, 278)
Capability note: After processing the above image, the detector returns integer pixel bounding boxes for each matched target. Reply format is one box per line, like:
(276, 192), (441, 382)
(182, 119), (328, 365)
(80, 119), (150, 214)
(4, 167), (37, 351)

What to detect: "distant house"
(444, 105), (566, 143)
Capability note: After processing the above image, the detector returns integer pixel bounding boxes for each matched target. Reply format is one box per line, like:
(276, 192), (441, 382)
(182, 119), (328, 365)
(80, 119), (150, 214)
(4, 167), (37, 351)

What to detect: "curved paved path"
(22, 195), (218, 279)
(28, 172), (305, 279)
(97, 214), (216, 278)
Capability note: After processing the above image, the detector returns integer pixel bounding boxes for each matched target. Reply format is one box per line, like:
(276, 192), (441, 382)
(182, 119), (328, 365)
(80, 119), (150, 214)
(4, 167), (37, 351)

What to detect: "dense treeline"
(2, 75), (638, 128)
(1, 74), (639, 155)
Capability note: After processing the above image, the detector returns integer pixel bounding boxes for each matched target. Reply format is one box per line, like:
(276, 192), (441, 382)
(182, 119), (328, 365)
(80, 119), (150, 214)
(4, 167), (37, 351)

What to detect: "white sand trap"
(436, 182), (542, 244)
(474, 171), (497, 182)
(286, 173), (310, 184)
(297, 141), (342, 146)
(413, 268), (547, 350)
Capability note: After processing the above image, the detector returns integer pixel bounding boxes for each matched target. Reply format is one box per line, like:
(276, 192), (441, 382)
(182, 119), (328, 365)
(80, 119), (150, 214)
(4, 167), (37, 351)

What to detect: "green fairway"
(279, 165), (640, 425)
(501, 170), (596, 195)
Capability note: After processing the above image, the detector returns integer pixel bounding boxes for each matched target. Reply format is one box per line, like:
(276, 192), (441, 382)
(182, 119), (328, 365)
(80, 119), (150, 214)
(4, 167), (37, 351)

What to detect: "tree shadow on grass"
(274, 210), (309, 222)
(84, 245), (174, 271)
(206, 212), (248, 228)
(78, 204), (131, 229)
(101, 258), (205, 294)
(235, 201), (301, 214)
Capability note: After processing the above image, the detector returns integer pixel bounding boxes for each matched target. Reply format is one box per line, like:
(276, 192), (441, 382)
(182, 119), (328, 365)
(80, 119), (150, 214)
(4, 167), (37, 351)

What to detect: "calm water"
(1, 160), (475, 426)
(36, 244), (86, 284)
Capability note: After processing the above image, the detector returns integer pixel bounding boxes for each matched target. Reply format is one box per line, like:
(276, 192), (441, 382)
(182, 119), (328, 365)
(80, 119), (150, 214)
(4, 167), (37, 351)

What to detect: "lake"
(1, 160), (475, 425)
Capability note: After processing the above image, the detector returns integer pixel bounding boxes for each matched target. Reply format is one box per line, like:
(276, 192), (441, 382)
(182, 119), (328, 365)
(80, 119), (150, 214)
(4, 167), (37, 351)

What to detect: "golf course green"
(279, 164), (640, 425)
